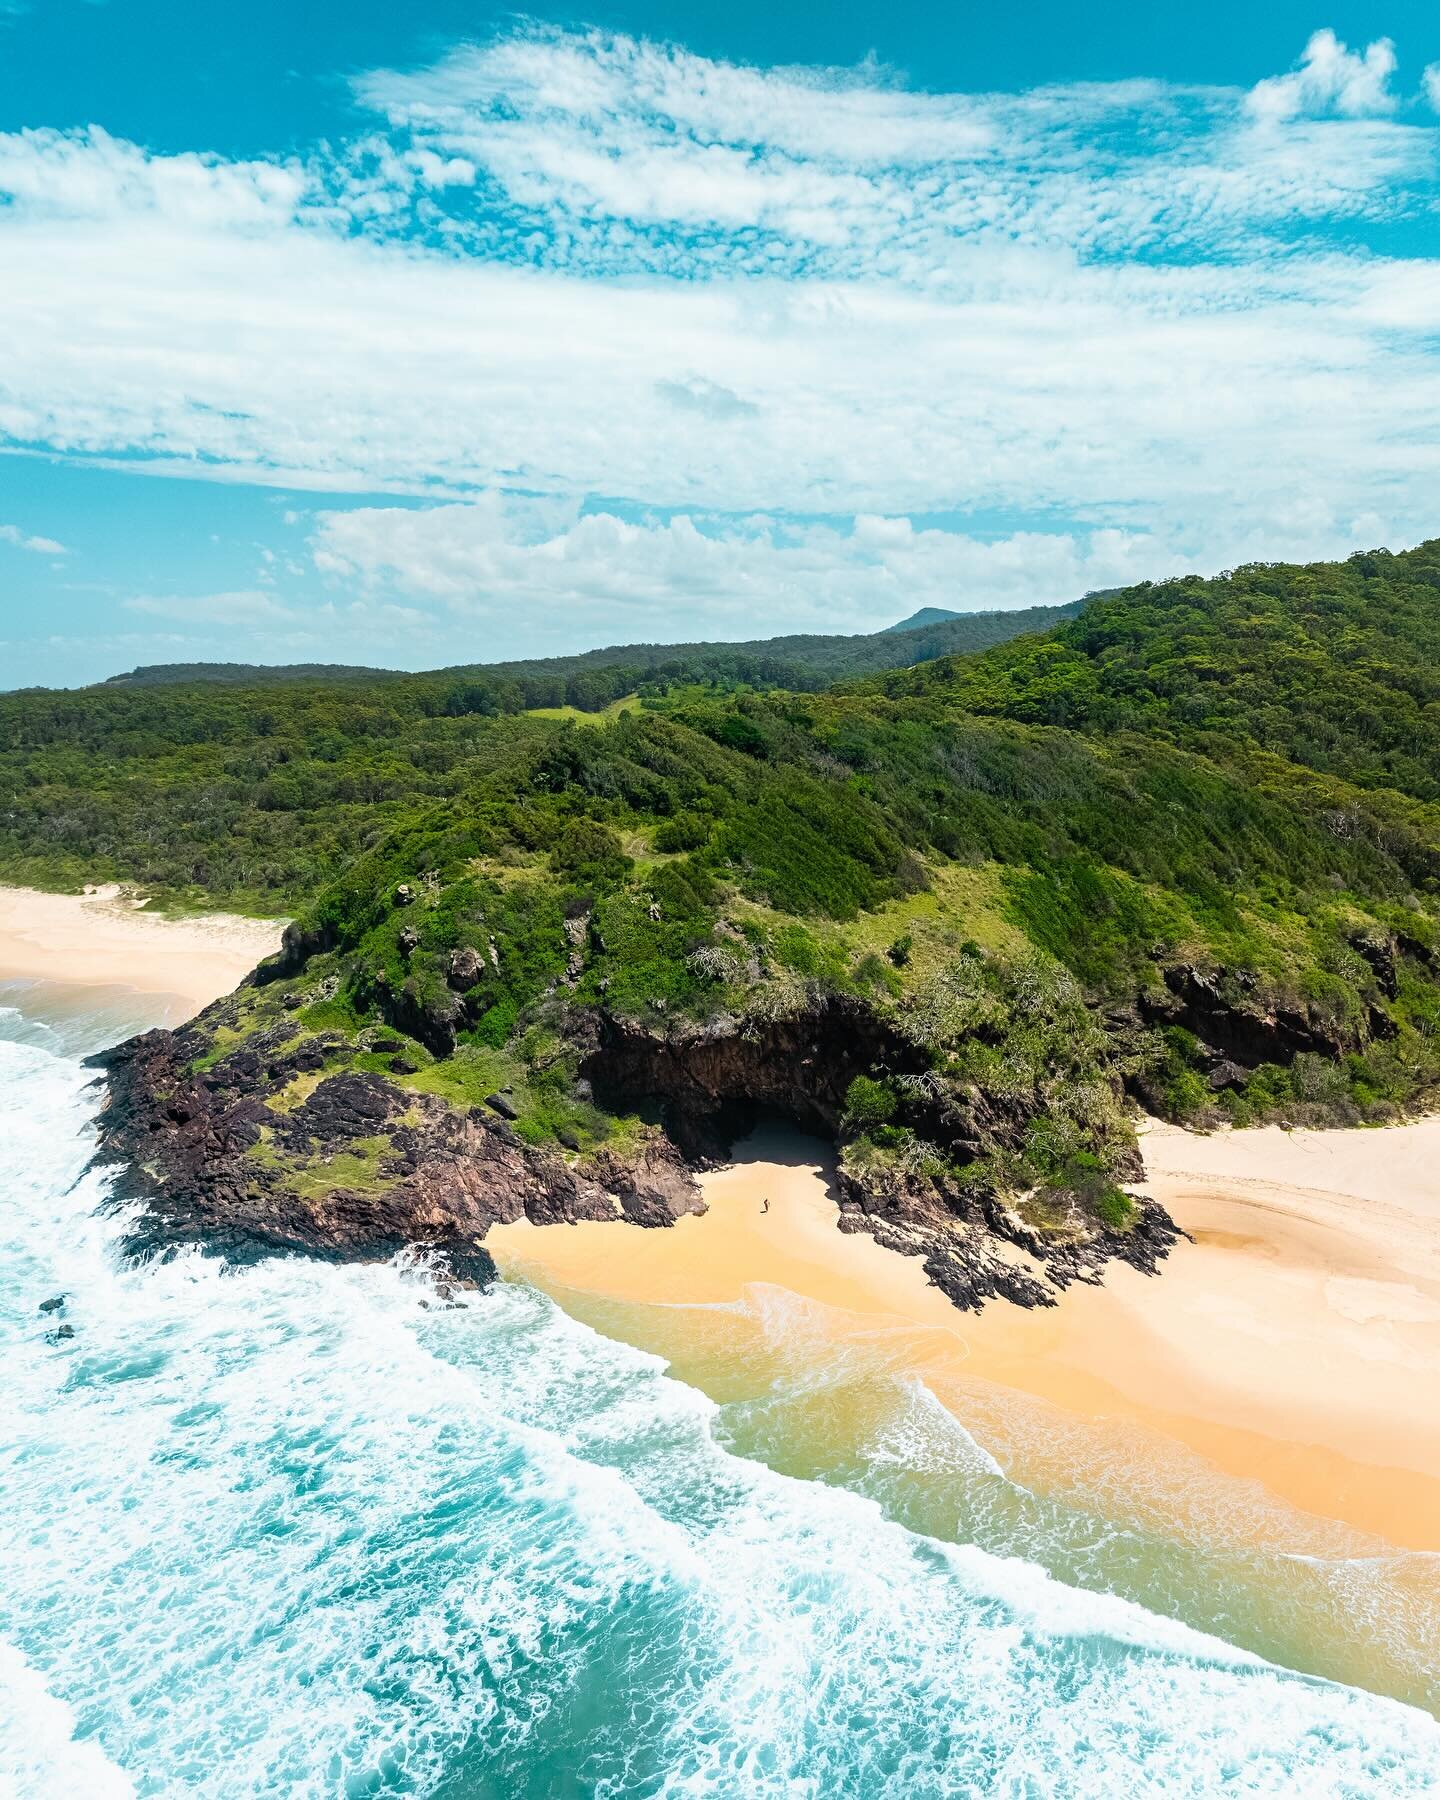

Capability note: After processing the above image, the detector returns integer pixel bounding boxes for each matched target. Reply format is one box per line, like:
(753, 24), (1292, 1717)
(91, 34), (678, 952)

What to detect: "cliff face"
(89, 974), (1180, 1313)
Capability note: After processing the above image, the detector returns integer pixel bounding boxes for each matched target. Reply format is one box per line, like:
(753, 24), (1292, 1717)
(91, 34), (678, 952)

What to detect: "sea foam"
(2, 1027), (1439, 1797)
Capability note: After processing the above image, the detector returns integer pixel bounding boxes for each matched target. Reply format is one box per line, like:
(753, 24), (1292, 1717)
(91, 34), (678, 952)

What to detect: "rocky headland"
(84, 833), (1417, 1315)
(89, 923), (1201, 1312)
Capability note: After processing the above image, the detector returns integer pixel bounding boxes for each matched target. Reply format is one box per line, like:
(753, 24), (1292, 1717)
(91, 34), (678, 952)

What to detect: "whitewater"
(3, 1007), (1439, 1799)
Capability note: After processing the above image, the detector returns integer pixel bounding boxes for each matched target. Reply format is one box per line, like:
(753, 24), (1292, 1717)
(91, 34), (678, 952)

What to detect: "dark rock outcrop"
(834, 1160), (1181, 1315)
(252, 916), (338, 987)
(89, 986), (1175, 1316)
(87, 1025), (704, 1290)
(1146, 963), (1368, 1067)
(582, 998), (934, 1145)
(1350, 929), (1399, 999)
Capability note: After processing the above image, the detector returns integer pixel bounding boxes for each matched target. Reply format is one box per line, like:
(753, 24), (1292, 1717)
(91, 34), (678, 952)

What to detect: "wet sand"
(490, 1118), (1440, 1552)
(0, 885), (283, 1025)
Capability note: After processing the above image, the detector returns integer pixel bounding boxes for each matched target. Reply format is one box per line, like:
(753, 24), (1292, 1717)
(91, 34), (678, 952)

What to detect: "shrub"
(654, 812), (711, 853)
(843, 1074), (898, 1130)
(1095, 1186), (1136, 1232)
(550, 819), (631, 886)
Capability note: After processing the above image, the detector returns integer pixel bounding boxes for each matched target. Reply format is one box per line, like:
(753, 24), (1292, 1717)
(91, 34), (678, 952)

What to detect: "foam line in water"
(4, 1035), (1440, 1797)
(863, 1372), (1017, 1484)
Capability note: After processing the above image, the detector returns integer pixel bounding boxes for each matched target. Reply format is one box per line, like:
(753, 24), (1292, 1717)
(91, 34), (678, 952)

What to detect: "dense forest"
(12, 543), (1440, 1243)
(0, 600), (1077, 902)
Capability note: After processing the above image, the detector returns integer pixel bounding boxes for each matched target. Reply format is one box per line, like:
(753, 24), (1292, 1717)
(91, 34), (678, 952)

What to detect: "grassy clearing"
(527, 694), (643, 725)
(837, 863), (1029, 969)
(398, 1044), (521, 1109)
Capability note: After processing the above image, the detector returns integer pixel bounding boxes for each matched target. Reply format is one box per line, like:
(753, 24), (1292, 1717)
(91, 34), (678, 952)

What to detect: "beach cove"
(0, 885), (284, 1028)
(8, 889), (1440, 1756)
(492, 1115), (1440, 1712)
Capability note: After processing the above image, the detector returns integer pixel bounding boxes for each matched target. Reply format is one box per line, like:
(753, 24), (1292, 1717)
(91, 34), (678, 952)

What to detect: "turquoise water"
(3, 1008), (1440, 1797)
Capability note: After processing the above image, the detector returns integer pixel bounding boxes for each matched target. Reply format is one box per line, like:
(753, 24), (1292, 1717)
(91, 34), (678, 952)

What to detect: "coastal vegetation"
(20, 542), (1440, 1297)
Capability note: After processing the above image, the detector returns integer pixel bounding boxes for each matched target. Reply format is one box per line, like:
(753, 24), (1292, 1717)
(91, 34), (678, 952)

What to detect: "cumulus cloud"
(0, 523), (66, 553)
(312, 498), (1161, 631)
(0, 127), (311, 227)
(1423, 63), (1440, 112)
(1247, 30), (1399, 122)
(305, 497), (1396, 651)
(1, 22), (1439, 658)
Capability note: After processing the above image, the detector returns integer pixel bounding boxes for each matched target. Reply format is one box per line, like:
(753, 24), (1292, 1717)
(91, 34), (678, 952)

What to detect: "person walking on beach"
(761, 1197), (770, 1214)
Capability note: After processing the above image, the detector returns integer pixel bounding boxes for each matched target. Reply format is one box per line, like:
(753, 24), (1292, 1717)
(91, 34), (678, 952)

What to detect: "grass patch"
(246, 1126), (396, 1198)
(398, 1044), (522, 1109)
(527, 694), (642, 725)
(1095, 1186), (1137, 1233)
(189, 1025), (243, 1073)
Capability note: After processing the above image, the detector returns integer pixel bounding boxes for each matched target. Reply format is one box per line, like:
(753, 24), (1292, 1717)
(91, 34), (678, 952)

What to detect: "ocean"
(3, 996), (1439, 1799)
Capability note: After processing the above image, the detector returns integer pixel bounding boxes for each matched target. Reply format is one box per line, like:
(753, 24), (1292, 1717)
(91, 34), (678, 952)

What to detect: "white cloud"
(0, 523), (66, 553)
(3, 197), (1437, 541)
(1423, 63), (1440, 112)
(0, 127), (311, 228)
(360, 30), (997, 172)
(352, 29), (1429, 273)
(1247, 30), (1399, 122)
(1, 22), (1439, 661)
(306, 497), (1398, 652)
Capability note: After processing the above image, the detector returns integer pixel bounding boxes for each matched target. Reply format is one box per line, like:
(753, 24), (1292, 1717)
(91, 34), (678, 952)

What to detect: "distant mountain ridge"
(102, 662), (388, 687)
(880, 606), (962, 632)
(94, 601), (1084, 698)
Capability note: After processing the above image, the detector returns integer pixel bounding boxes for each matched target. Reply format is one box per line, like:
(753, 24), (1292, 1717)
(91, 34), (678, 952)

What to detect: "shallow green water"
(2, 1001), (1439, 1797)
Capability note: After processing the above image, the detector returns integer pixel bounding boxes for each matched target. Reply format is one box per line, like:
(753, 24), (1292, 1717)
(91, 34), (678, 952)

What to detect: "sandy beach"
(491, 1115), (1440, 1552)
(0, 885), (284, 1024)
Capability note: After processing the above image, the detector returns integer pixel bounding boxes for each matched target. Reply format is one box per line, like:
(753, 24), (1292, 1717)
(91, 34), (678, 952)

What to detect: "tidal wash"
(1, 1005), (1438, 1798)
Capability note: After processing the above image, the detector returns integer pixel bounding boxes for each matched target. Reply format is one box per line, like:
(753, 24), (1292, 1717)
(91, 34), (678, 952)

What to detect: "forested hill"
(860, 543), (1440, 799)
(880, 607), (961, 632)
(18, 537), (1440, 1280)
(94, 599), (1082, 706)
(102, 662), (390, 687)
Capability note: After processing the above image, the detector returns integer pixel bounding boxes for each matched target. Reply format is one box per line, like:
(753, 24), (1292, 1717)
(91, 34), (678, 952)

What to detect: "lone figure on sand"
(761, 1197), (770, 1214)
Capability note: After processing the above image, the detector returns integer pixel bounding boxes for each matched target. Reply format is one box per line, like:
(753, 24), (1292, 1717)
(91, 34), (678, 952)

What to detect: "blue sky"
(3, 5), (1440, 686)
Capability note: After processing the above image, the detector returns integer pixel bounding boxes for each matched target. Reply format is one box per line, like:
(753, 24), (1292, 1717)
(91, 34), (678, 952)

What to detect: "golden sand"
(490, 1117), (1440, 1552)
(0, 885), (284, 1024)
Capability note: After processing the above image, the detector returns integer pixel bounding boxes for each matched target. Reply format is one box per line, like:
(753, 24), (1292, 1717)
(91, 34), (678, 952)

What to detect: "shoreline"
(0, 885), (285, 1026)
(490, 1116), (1440, 1553)
(4, 874), (1434, 1547)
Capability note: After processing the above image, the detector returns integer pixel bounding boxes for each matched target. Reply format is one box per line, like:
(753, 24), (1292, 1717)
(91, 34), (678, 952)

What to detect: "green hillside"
(16, 541), (1440, 1268)
(880, 606), (962, 632)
